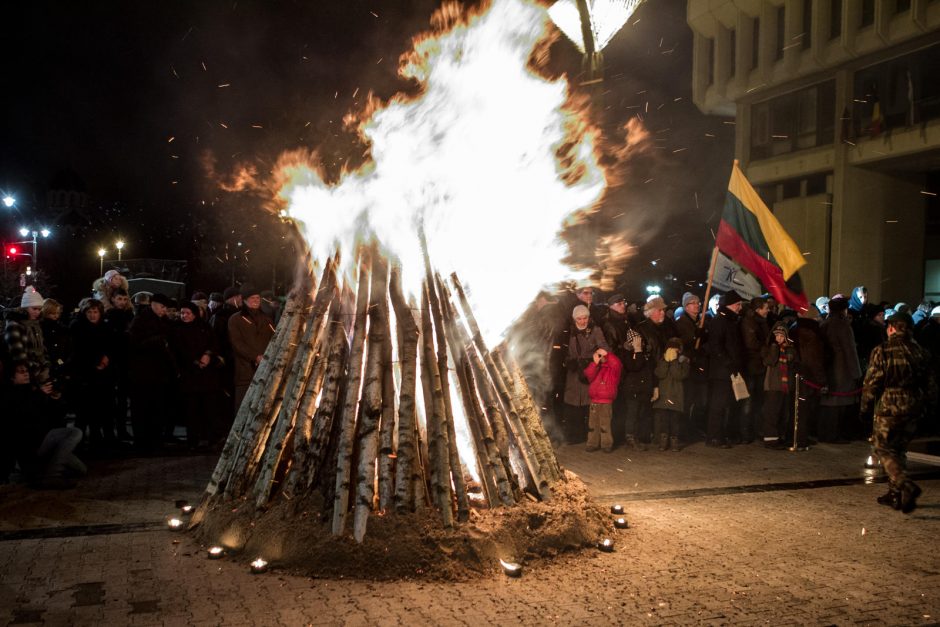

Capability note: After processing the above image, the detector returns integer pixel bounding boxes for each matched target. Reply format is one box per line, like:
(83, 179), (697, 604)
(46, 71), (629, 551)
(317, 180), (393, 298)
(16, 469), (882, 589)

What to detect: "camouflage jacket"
(861, 334), (938, 418)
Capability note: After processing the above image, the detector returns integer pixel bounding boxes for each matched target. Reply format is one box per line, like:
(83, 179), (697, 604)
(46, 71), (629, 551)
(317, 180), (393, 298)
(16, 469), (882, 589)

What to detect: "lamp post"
(2, 195), (14, 209)
(116, 240), (125, 261)
(98, 248), (107, 275)
(18, 227), (51, 271)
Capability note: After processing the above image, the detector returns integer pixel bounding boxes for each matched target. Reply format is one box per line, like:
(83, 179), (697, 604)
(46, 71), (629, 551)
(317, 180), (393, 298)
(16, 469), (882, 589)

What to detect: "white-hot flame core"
(548, 0), (643, 53)
(281, 0), (607, 346)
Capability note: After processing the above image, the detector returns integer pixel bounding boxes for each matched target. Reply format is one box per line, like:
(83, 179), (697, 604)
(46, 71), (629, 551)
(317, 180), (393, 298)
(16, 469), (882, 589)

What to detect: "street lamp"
(116, 240), (125, 261)
(17, 227), (50, 270)
(548, 0), (643, 117)
(2, 195), (14, 208)
(98, 248), (107, 275)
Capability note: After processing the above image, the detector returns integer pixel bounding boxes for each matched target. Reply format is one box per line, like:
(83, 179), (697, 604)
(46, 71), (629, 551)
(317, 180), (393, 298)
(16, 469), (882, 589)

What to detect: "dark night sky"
(2, 0), (733, 301)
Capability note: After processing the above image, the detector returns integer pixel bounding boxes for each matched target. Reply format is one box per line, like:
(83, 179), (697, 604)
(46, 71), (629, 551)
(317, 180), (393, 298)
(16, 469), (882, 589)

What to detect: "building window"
(830, 0), (842, 40)
(729, 29), (736, 78)
(750, 81), (836, 160)
(801, 0), (812, 50)
(860, 0), (875, 27)
(775, 5), (786, 60)
(752, 17), (760, 70)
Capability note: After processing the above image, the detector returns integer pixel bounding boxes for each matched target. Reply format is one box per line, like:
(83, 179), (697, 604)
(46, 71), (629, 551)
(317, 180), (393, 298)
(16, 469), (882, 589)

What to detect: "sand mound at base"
(192, 472), (612, 580)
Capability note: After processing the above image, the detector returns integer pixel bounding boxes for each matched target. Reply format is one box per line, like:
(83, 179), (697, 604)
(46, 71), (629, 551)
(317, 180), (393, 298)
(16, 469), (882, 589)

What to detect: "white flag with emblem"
(712, 251), (763, 301)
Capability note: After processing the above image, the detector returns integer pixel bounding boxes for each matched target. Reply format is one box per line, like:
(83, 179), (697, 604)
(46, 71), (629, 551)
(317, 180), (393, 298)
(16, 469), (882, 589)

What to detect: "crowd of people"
(516, 282), (938, 511)
(1, 269), (281, 489)
(3, 268), (938, 511)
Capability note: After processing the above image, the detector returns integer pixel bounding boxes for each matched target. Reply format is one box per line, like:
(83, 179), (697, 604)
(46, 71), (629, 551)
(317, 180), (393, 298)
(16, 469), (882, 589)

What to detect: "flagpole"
(698, 245), (720, 335)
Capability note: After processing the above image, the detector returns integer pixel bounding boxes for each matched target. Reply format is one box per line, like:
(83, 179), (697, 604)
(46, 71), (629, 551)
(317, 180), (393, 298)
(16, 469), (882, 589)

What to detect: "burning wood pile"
(196, 244), (563, 544)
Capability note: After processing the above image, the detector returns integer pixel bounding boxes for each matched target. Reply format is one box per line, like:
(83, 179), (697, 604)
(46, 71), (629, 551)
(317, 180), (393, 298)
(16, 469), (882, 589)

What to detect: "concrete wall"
(773, 193), (831, 301)
(833, 167), (925, 304)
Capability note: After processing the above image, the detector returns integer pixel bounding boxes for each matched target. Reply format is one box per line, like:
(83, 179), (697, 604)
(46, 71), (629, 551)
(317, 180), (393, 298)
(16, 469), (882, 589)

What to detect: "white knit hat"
(572, 304), (590, 320)
(104, 269), (121, 282)
(931, 305), (940, 318)
(21, 286), (43, 308)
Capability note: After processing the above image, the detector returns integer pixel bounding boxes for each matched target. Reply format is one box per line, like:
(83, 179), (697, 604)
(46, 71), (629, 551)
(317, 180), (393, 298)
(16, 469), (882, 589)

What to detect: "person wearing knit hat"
(818, 294), (861, 443)
(240, 284), (261, 299)
(560, 301), (609, 445)
(4, 287), (50, 384)
(815, 296), (830, 318)
(643, 295), (666, 314)
(704, 290), (746, 448)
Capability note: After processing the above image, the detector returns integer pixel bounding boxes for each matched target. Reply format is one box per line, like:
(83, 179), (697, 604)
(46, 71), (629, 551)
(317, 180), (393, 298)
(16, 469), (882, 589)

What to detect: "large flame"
(279, 0), (609, 345)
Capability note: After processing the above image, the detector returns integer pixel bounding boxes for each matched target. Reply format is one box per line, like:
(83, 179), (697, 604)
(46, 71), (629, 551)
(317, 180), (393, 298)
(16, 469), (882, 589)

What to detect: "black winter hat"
(151, 293), (172, 307)
(179, 301), (199, 315)
(606, 293), (626, 306)
(240, 284), (261, 299)
(223, 286), (241, 300)
(722, 291), (743, 307)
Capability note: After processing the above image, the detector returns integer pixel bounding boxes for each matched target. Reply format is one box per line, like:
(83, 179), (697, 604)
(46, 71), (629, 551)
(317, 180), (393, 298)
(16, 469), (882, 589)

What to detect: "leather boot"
(658, 433), (668, 451)
(626, 435), (644, 451)
(876, 488), (900, 508)
(899, 481), (922, 514)
(670, 436), (680, 452)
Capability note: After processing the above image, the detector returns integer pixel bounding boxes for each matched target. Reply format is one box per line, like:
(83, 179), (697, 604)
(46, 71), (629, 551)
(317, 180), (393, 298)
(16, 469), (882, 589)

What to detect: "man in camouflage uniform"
(861, 312), (938, 513)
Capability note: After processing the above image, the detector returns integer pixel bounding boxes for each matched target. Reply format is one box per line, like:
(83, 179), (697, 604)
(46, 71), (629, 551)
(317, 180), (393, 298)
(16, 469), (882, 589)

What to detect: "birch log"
(331, 255), (371, 535)
(450, 273), (549, 500)
(251, 263), (338, 507)
(504, 353), (563, 482)
(353, 257), (389, 542)
(376, 327), (396, 512)
(420, 283), (454, 527)
(389, 267), (420, 512)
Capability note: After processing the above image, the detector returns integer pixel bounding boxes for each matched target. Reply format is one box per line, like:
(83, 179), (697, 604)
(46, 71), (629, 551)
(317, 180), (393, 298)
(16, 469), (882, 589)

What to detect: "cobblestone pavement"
(1, 441), (939, 626)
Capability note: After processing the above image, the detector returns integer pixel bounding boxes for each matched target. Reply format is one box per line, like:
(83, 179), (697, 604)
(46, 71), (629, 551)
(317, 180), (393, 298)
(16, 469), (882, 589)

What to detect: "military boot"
(876, 487), (900, 509)
(658, 434), (668, 451)
(899, 481), (922, 514)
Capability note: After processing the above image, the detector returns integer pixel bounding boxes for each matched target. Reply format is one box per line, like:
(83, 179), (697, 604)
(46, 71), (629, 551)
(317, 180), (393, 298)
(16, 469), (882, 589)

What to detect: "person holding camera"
(583, 347), (622, 452)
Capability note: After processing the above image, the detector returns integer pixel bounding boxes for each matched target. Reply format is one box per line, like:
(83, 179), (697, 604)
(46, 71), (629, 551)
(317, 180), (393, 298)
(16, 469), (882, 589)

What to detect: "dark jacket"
(706, 307), (745, 381)
(861, 333), (937, 418)
(69, 316), (113, 385)
(228, 306), (275, 386)
(741, 309), (770, 376)
(820, 314), (862, 407)
(172, 318), (222, 392)
(128, 307), (176, 387)
(653, 356), (689, 412)
(762, 338), (798, 393)
(601, 309), (631, 362)
(40, 318), (71, 381)
(789, 317), (828, 387)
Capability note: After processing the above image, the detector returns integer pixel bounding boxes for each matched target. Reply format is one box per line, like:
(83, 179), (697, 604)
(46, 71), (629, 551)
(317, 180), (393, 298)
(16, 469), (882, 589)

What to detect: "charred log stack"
(197, 247), (563, 543)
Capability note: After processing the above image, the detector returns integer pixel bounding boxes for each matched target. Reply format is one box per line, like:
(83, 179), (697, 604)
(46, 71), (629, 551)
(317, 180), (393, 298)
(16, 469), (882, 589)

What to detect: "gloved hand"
(650, 387), (660, 402)
(664, 347), (678, 362)
(678, 354), (689, 364)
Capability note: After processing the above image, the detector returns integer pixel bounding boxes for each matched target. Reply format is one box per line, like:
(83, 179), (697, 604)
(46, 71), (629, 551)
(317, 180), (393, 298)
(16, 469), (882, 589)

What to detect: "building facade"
(688, 0), (940, 304)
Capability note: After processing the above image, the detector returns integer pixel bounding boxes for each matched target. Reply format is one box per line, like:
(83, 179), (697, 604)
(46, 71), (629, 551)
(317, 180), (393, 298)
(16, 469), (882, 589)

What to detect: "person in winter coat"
(861, 312), (938, 513)
(3, 360), (84, 489)
(583, 347), (622, 452)
(128, 293), (177, 452)
(818, 296), (862, 442)
(740, 297), (770, 443)
(105, 288), (135, 441)
(789, 307), (828, 447)
(762, 321), (798, 448)
(92, 270), (130, 311)
(560, 304), (609, 444)
(3, 287), (50, 385)
(172, 301), (223, 448)
(69, 298), (115, 447)
(675, 292), (707, 438)
(228, 285), (275, 412)
(705, 291), (746, 447)
(210, 286), (242, 425)
(601, 293), (631, 444)
(653, 337), (689, 451)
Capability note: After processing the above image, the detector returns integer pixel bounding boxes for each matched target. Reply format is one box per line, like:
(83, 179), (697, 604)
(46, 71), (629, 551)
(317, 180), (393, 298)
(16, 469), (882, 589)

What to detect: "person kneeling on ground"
(3, 360), (86, 489)
(583, 347), (621, 452)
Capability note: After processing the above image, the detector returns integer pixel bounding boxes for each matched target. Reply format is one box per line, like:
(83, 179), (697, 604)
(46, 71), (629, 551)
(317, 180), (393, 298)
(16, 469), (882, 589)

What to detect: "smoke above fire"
(275, 0), (622, 344)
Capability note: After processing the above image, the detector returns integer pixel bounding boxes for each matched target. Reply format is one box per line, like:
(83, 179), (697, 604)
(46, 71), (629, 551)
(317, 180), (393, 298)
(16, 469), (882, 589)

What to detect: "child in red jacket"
(583, 348), (623, 452)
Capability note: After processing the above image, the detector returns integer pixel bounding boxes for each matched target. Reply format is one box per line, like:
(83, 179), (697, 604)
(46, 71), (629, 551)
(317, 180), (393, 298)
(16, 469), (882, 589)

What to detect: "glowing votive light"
(207, 546), (224, 559)
(614, 517), (629, 529)
(181, 505), (194, 514)
(167, 518), (184, 531)
(599, 538), (614, 552)
(610, 504), (624, 515)
(499, 559), (522, 578)
(250, 558), (269, 574)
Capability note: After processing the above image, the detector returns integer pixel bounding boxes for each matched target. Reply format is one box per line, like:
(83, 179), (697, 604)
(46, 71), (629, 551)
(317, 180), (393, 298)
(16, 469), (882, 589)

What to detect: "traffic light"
(8, 246), (18, 256)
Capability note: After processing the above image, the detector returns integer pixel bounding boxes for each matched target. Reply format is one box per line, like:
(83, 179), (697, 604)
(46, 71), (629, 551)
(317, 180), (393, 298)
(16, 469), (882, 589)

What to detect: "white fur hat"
(572, 304), (590, 320)
(21, 286), (43, 308)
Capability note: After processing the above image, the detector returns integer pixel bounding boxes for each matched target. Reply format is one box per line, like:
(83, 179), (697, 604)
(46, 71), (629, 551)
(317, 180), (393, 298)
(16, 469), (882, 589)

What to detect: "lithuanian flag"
(715, 161), (810, 312)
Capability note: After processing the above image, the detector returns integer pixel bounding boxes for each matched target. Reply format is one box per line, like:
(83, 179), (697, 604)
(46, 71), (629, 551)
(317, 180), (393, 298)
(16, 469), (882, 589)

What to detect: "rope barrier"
(798, 377), (862, 397)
